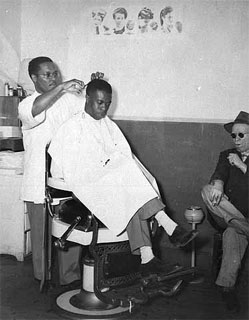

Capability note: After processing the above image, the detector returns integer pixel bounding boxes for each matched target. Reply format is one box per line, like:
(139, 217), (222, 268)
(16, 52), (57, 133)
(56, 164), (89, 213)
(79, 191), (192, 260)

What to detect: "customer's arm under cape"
(48, 115), (161, 197)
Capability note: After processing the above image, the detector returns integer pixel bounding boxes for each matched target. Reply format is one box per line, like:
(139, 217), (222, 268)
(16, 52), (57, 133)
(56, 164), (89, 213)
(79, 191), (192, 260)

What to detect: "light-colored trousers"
(127, 198), (165, 255)
(201, 185), (248, 287)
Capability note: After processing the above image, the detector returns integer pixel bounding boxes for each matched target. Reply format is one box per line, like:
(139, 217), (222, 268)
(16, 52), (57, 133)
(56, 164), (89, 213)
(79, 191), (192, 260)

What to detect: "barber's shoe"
(169, 226), (198, 248)
(228, 218), (249, 238)
(140, 257), (177, 277)
(61, 279), (81, 290)
(221, 287), (240, 312)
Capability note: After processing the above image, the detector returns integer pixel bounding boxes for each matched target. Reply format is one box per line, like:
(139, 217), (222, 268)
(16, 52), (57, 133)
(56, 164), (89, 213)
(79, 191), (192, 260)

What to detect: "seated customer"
(201, 111), (249, 311)
(48, 79), (198, 276)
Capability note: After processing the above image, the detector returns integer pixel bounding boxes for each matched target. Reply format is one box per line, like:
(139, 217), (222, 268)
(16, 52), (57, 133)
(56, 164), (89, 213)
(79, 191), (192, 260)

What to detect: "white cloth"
(49, 112), (159, 235)
(18, 91), (84, 203)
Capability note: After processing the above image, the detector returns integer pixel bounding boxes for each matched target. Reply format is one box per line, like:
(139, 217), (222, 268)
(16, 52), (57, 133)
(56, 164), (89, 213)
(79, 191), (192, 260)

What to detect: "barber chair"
(43, 147), (197, 319)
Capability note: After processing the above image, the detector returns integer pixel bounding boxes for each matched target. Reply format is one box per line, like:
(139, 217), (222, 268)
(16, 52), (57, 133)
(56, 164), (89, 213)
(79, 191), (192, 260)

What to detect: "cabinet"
(0, 96), (20, 126)
(0, 96), (23, 151)
(0, 172), (31, 261)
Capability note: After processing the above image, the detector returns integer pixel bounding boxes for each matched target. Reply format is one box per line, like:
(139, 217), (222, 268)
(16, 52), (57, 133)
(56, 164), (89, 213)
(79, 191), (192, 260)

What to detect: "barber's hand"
(91, 72), (104, 80)
(62, 79), (85, 95)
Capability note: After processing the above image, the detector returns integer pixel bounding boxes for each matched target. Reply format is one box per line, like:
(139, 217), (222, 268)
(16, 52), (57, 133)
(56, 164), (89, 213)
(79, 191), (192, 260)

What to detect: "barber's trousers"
(201, 185), (248, 287)
(26, 202), (81, 285)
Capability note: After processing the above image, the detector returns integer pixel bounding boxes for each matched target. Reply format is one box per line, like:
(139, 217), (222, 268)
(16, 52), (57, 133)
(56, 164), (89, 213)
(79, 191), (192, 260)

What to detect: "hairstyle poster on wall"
(90, 4), (183, 37)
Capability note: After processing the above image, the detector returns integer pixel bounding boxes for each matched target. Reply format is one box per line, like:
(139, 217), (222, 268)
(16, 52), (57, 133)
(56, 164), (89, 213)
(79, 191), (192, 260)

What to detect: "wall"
(115, 119), (234, 261)
(0, 0), (22, 94)
(20, 0), (249, 121)
(20, 0), (74, 74)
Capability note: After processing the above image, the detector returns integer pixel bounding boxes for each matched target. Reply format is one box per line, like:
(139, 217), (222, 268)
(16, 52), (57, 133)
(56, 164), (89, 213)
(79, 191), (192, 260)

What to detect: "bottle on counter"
(8, 87), (14, 96)
(17, 86), (23, 97)
(4, 82), (9, 96)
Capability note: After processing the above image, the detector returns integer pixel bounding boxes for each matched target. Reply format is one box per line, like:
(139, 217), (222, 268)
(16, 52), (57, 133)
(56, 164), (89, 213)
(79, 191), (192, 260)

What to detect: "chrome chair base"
(56, 289), (130, 319)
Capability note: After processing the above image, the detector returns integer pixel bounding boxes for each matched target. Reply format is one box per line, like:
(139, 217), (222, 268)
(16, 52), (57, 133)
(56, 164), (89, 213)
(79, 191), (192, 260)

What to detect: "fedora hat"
(224, 111), (249, 133)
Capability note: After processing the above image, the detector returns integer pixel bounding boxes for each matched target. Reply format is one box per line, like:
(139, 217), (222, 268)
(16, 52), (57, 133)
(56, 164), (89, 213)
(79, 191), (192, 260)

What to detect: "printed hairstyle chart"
(90, 4), (183, 37)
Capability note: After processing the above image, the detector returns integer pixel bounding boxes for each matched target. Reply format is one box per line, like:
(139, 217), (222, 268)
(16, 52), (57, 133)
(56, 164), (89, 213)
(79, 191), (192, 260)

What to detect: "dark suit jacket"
(210, 148), (248, 217)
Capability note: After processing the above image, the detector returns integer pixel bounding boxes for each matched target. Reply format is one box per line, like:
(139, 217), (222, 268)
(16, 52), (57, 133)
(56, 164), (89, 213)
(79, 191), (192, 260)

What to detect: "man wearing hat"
(201, 111), (249, 311)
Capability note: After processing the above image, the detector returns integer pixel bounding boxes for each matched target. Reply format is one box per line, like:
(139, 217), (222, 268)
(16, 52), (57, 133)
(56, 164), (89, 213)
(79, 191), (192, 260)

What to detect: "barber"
(18, 56), (86, 287)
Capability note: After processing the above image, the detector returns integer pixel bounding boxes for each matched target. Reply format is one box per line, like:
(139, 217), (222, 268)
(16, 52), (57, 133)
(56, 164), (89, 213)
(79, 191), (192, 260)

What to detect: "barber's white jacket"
(18, 91), (84, 203)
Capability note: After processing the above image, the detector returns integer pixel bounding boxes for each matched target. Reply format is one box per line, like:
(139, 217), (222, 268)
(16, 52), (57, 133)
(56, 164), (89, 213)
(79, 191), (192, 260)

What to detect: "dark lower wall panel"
(114, 119), (233, 253)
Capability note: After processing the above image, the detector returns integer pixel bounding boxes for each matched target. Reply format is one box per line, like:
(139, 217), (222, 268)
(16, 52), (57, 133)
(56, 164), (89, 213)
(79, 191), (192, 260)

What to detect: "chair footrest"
(99, 273), (186, 308)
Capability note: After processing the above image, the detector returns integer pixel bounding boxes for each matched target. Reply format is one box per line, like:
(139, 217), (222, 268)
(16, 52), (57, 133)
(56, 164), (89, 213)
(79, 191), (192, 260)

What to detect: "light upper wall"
(18, 0), (249, 121)
(0, 0), (21, 92)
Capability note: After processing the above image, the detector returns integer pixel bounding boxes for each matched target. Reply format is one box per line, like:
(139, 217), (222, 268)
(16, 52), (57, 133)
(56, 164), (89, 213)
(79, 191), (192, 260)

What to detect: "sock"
(140, 246), (154, 264)
(155, 210), (177, 236)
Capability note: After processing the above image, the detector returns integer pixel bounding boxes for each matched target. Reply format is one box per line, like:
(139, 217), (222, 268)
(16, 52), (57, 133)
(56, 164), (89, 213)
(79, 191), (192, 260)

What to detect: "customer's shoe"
(221, 287), (240, 312)
(169, 226), (198, 247)
(140, 257), (178, 277)
(228, 218), (249, 238)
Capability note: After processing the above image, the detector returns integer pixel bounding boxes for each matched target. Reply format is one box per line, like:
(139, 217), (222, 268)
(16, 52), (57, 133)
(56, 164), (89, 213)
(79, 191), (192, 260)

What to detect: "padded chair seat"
(48, 176), (129, 244)
(48, 177), (71, 191)
(52, 218), (128, 246)
(47, 177), (73, 204)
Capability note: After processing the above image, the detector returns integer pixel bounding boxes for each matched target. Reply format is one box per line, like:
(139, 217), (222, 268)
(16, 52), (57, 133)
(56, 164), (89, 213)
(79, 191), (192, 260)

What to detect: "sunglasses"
(230, 132), (249, 139)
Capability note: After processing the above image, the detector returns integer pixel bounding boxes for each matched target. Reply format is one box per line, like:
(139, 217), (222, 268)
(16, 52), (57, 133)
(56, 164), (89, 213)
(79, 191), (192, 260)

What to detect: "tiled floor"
(0, 252), (248, 320)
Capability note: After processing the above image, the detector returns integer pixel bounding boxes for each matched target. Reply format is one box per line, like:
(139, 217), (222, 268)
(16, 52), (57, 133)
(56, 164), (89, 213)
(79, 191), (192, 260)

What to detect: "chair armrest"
(52, 218), (128, 246)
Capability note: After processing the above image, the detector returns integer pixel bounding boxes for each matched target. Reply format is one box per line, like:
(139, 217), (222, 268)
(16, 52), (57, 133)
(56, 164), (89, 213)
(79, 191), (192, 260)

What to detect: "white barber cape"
(49, 112), (159, 235)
